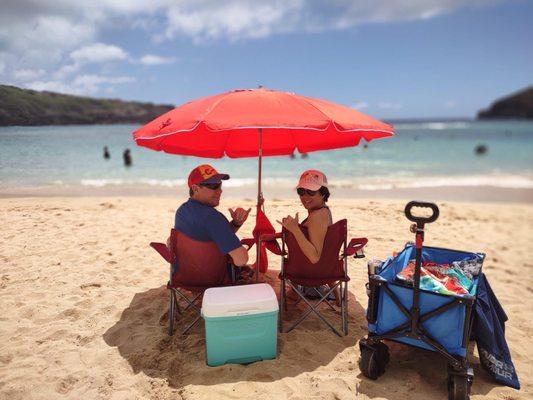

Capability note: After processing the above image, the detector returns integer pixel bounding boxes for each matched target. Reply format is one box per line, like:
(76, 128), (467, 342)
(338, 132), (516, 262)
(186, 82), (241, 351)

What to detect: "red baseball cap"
(296, 169), (328, 191)
(188, 164), (230, 187)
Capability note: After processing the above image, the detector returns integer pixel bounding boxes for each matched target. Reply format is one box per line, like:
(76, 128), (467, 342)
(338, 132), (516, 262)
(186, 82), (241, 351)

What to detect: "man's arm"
(204, 209), (248, 264)
(230, 220), (242, 233)
(228, 246), (249, 266)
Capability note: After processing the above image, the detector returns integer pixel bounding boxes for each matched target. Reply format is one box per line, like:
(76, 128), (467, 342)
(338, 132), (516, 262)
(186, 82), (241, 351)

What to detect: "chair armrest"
(240, 238), (255, 250)
(259, 232), (282, 242)
(150, 242), (174, 263)
(260, 232), (284, 256)
(344, 237), (368, 258)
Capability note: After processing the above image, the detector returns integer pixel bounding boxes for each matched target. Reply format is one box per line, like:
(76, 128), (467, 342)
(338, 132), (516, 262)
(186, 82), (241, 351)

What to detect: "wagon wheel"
(447, 373), (471, 400)
(358, 341), (389, 380)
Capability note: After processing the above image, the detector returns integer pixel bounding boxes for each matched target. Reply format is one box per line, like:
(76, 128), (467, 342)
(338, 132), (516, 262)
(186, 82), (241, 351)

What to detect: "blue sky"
(1, 0), (532, 119)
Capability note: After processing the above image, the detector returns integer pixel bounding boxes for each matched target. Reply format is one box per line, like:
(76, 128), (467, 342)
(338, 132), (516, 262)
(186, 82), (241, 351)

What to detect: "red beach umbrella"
(134, 87), (394, 205)
(133, 87), (394, 272)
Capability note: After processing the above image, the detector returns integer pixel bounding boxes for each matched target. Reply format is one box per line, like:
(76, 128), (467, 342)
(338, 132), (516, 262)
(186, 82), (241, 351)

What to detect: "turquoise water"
(1, 120), (532, 191)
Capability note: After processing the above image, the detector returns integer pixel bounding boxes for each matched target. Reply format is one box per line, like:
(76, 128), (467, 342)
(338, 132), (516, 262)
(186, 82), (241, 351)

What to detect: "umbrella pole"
(257, 128), (264, 209)
(256, 128), (264, 282)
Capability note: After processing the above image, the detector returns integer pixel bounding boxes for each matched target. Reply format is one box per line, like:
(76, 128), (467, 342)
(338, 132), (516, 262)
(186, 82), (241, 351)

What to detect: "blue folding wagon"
(359, 201), (485, 400)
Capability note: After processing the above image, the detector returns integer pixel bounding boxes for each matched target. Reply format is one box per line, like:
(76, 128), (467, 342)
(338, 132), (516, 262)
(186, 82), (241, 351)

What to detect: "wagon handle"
(404, 201), (439, 226)
(404, 201), (440, 333)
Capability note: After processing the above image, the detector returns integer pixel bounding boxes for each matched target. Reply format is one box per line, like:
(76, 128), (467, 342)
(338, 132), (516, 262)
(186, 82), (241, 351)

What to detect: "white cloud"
(163, 1), (302, 42)
(351, 101), (369, 110)
(72, 74), (135, 93)
(0, 15), (95, 67)
(139, 54), (176, 66)
(70, 43), (128, 64)
(0, 0), (504, 96)
(53, 64), (81, 80)
(27, 74), (136, 95)
(12, 69), (46, 81)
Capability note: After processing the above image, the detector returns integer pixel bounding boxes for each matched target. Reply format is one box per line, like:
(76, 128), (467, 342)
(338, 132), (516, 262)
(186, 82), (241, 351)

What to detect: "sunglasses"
(297, 188), (318, 196)
(200, 182), (222, 190)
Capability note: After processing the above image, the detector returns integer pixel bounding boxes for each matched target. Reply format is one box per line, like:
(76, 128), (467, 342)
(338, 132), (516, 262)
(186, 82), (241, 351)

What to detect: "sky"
(0, 0), (532, 119)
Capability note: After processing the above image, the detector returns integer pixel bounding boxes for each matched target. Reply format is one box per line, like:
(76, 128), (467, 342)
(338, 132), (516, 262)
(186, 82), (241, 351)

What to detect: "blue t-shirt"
(174, 198), (241, 254)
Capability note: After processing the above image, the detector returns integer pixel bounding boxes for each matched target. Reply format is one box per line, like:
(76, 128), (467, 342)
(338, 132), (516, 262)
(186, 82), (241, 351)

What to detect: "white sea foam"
(81, 179), (125, 187)
(223, 178), (257, 187)
(356, 175), (533, 190)
(395, 121), (470, 130)
(77, 174), (533, 190)
(138, 178), (186, 187)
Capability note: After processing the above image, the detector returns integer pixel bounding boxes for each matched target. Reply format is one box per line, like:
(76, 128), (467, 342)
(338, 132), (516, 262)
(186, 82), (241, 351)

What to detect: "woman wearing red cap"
(278, 170), (340, 304)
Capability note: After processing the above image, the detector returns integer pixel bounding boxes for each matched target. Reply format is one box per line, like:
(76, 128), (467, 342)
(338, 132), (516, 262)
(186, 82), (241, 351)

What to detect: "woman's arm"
(284, 211), (329, 264)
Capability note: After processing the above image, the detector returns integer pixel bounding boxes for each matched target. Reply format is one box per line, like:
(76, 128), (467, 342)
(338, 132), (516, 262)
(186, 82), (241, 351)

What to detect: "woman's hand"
(277, 213), (300, 233)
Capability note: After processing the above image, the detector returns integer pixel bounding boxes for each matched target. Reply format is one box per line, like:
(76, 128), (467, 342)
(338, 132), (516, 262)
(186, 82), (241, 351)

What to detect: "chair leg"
(284, 281), (345, 336)
(168, 289), (176, 336)
(168, 289), (204, 336)
(279, 279), (285, 332)
(173, 290), (182, 315)
(343, 281), (349, 335)
(283, 280), (288, 312)
(181, 315), (202, 335)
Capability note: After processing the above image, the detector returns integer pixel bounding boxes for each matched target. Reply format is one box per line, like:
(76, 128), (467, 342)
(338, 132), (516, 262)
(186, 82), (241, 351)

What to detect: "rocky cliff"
(478, 86), (533, 119)
(0, 85), (175, 126)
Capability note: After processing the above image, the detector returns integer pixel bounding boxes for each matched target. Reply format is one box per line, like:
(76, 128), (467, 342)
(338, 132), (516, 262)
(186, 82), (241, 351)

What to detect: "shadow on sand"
(356, 335), (503, 399)
(103, 270), (366, 389)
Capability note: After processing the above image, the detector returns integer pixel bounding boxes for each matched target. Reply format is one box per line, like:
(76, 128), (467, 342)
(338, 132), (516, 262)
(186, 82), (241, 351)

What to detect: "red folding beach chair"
(276, 219), (368, 336)
(150, 228), (235, 336)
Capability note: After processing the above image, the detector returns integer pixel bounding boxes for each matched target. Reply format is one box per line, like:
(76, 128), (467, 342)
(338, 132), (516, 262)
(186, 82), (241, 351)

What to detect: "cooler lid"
(202, 283), (278, 318)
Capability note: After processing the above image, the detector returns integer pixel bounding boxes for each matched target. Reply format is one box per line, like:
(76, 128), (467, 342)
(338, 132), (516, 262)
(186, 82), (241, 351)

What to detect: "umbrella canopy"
(133, 88), (394, 158)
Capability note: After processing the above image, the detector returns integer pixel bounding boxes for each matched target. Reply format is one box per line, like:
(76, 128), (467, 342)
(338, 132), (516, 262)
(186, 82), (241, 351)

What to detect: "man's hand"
(229, 207), (251, 227)
(277, 213), (299, 233)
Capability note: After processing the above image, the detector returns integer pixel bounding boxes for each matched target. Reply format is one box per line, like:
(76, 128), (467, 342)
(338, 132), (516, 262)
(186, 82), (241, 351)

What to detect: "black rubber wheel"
(358, 341), (389, 380)
(447, 373), (471, 400)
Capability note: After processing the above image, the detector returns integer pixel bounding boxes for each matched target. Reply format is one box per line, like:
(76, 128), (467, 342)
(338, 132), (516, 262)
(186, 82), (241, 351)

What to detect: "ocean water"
(0, 120), (532, 192)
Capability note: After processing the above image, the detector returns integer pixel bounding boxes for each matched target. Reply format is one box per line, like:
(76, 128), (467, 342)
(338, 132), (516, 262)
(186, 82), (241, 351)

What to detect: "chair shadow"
(103, 270), (366, 388)
(355, 339), (504, 399)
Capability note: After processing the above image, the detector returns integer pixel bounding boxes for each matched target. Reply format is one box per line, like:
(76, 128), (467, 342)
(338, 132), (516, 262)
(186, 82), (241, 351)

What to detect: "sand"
(0, 196), (531, 400)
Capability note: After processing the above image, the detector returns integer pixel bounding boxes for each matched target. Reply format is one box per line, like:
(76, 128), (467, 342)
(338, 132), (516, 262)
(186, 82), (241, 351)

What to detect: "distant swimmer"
(123, 149), (132, 167)
(474, 144), (488, 156)
(103, 146), (110, 160)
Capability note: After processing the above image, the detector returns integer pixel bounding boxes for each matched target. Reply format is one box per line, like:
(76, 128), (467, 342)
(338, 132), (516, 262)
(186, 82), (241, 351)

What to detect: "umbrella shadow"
(355, 340), (503, 399)
(103, 270), (366, 388)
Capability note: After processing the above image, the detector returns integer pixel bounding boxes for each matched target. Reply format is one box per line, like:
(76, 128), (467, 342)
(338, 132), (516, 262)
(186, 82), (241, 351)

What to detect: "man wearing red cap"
(174, 164), (250, 268)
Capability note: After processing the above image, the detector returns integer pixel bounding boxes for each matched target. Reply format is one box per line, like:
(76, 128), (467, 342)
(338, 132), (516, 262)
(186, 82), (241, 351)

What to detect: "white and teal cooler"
(201, 283), (278, 367)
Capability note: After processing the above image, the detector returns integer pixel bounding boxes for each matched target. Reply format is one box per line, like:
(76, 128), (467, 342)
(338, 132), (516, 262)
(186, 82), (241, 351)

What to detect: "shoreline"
(1, 184), (532, 203)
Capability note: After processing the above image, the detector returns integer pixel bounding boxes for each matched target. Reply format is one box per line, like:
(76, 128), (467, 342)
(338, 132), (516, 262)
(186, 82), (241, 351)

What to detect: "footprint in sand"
(80, 283), (101, 290)
(58, 308), (82, 321)
(0, 275), (10, 289)
(0, 354), (13, 365)
(75, 334), (94, 346)
(56, 376), (79, 395)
